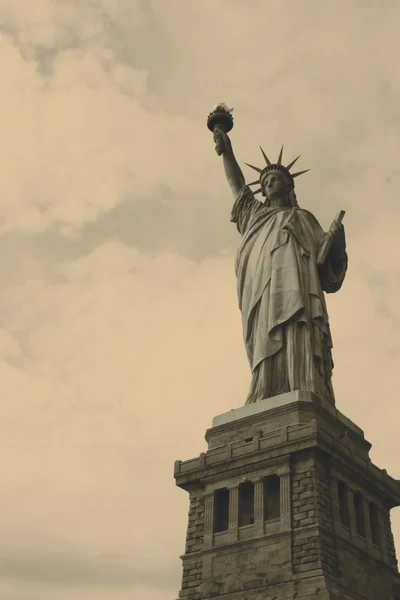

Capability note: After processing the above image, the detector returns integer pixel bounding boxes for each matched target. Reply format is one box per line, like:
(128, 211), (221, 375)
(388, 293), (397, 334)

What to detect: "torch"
(207, 103), (234, 155)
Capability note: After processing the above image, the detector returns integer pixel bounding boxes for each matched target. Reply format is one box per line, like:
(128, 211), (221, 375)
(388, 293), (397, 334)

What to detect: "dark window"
(264, 475), (281, 521)
(238, 481), (254, 527)
(353, 492), (365, 537)
(213, 488), (229, 533)
(369, 503), (381, 547)
(337, 481), (350, 527)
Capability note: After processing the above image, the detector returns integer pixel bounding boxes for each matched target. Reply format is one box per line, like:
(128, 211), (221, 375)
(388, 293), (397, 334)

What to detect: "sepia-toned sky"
(0, 0), (399, 598)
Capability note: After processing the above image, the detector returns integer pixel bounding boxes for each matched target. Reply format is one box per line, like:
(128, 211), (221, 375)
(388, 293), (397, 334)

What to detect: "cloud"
(0, 531), (176, 588)
(0, 19), (215, 235)
(0, 243), (245, 597)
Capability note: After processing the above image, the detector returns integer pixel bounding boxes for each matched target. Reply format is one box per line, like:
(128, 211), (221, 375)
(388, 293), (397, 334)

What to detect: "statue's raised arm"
(214, 126), (246, 199)
(207, 104), (245, 200)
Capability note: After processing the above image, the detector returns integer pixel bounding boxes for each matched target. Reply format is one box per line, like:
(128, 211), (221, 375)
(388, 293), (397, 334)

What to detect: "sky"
(0, 0), (399, 597)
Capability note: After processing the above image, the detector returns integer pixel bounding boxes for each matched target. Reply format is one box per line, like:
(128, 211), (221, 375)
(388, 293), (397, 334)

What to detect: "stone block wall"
(180, 555), (203, 599)
(291, 451), (338, 576)
(291, 454), (319, 573)
(292, 460), (316, 529)
(314, 457), (335, 532)
(180, 492), (205, 599)
(382, 508), (399, 571)
(200, 536), (292, 597)
(393, 578), (400, 600)
(185, 492), (205, 554)
(292, 533), (319, 572)
(335, 540), (393, 599)
(318, 529), (337, 577)
(314, 455), (338, 577)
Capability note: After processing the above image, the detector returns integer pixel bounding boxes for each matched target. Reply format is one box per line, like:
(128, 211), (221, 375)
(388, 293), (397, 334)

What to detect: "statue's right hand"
(213, 126), (231, 156)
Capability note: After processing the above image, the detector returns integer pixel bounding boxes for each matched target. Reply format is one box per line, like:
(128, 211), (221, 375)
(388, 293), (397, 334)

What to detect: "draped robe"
(231, 187), (348, 405)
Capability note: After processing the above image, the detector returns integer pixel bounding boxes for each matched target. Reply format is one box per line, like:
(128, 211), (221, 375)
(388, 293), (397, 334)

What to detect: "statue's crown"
(245, 146), (309, 194)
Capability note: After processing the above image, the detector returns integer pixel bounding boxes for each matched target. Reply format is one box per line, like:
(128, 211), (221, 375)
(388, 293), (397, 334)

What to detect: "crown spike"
(259, 146), (272, 166)
(252, 188), (263, 195)
(286, 155), (301, 171)
(244, 162), (263, 174)
(292, 169), (310, 178)
(277, 146), (284, 165)
(247, 180), (261, 186)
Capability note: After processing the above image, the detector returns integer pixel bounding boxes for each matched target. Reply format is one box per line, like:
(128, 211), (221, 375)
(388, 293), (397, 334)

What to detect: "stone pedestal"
(174, 391), (400, 600)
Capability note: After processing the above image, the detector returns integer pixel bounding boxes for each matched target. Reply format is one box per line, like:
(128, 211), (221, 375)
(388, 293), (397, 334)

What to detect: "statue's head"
(261, 170), (292, 202)
(245, 146), (309, 207)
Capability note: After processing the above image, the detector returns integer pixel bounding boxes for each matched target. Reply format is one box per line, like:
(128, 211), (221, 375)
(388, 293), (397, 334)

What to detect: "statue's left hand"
(330, 222), (346, 257)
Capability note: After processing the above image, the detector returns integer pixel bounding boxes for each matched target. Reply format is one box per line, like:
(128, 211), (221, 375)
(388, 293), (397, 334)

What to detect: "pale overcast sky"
(0, 0), (399, 598)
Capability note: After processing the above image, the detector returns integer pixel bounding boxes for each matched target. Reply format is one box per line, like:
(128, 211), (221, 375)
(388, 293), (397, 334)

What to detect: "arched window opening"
(238, 481), (255, 527)
(369, 503), (381, 547)
(264, 475), (281, 521)
(337, 480), (350, 527)
(353, 492), (365, 537)
(213, 488), (229, 533)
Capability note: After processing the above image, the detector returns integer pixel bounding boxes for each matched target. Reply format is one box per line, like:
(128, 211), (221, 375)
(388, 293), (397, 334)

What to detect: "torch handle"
(213, 124), (227, 156)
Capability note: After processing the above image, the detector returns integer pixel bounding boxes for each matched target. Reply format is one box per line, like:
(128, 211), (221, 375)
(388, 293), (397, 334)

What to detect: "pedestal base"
(174, 392), (400, 600)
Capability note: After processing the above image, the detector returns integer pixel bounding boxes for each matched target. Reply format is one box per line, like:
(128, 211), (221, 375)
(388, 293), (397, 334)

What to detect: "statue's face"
(262, 170), (290, 201)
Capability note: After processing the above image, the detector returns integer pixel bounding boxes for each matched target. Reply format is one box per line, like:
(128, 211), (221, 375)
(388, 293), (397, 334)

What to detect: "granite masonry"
(174, 391), (400, 600)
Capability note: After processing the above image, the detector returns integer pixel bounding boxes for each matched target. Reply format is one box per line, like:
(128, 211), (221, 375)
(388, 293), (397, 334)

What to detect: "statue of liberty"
(208, 105), (348, 405)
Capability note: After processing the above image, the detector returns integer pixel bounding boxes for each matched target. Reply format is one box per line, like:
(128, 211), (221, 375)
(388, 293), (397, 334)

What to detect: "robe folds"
(231, 186), (347, 405)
